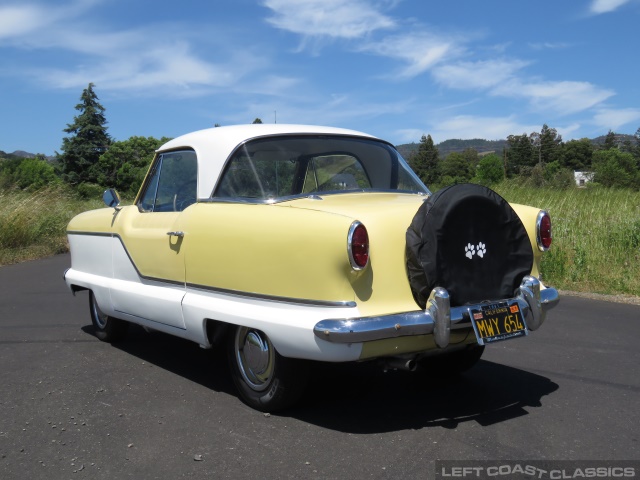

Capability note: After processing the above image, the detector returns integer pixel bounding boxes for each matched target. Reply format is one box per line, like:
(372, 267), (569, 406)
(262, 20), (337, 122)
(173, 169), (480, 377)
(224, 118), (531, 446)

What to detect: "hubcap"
(91, 295), (108, 329)
(235, 327), (275, 392)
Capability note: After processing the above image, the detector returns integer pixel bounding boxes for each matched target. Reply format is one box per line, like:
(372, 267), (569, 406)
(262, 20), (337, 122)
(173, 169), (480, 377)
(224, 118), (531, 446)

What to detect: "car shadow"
(81, 324), (558, 433)
(295, 359), (558, 433)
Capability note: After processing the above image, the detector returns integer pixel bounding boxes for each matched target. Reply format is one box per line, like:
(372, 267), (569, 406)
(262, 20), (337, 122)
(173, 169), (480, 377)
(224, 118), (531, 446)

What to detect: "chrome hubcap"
(235, 327), (274, 392)
(91, 295), (108, 329)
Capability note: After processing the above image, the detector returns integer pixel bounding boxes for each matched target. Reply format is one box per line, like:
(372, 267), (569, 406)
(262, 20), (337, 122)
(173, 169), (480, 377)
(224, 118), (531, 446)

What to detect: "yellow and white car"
(64, 124), (559, 411)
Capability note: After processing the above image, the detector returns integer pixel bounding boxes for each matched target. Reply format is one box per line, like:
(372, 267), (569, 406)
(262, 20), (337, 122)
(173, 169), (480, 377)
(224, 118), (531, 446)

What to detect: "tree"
(408, 134), (440, 187)
(13, 156), (59, 189)
(592, 149), (639, 189)
(93, 136), (171, 195)
(602, 130), (617, 150)
(59, 83), (111, 185)
(440, 152), (473, 186)
(252, 118), (263, 124)
(474, 154), (504, 185)
(538, 124), (563, 165)
(506, 134), (534, 175)
(559, 138), (593, 171)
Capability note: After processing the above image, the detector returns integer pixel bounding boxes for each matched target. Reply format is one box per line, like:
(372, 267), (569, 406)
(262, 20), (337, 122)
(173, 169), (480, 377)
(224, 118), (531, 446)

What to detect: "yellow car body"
(64, 124), (559, 411)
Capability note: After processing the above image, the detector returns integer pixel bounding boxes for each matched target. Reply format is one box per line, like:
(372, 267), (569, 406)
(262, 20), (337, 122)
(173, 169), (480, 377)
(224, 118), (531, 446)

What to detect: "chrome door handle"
(166, 231), (184, 237)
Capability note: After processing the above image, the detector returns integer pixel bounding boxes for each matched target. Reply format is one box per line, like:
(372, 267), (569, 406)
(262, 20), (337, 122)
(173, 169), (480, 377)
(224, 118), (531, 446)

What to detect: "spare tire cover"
(406, 183), (533, 308)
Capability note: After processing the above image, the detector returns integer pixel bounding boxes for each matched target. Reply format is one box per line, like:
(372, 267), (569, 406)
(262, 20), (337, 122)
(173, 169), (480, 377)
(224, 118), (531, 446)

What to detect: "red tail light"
(348, 222), (369, 270)
(537, 211), (552, 251)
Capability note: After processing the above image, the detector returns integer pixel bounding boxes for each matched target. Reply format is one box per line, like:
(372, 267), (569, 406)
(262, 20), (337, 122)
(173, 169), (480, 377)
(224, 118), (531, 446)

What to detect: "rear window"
(214, 135), (428, 201)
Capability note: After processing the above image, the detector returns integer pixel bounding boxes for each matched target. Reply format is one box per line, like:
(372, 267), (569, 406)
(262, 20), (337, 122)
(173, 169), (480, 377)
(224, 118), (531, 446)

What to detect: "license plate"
(469, 301), (528, 345)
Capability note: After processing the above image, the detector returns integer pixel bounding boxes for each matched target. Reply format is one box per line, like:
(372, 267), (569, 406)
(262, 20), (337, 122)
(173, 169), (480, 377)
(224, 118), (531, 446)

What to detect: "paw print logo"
(476, 242), (487, 258)
(465, 243), (475, 259)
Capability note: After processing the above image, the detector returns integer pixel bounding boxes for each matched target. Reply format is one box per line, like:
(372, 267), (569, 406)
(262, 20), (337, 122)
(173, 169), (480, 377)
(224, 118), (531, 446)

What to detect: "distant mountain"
(0, 150), (56, 161)
(590, 133), (635, 147)
(11, 150), (36, 158)
(396, 138), (508, 159)
(397, 133), (638, 159)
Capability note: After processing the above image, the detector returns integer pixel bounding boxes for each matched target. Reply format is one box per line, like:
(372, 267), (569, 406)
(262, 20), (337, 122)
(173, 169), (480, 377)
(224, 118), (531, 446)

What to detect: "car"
(64, 124), (559, 411)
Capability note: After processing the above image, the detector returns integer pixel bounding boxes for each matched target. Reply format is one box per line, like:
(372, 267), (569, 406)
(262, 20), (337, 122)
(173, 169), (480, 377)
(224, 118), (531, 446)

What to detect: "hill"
(396, 138), (508, 159)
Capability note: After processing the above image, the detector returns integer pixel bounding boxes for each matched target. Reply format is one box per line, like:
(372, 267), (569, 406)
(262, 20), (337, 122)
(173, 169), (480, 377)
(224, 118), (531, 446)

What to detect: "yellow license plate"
(470, 301), (528, 345)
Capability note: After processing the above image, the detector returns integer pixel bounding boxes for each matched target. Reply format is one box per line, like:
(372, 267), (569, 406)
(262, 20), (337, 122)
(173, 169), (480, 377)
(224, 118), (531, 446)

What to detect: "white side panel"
(110, 238), (186, 330)
(182, 288), (363, 362)
(68, 234), (113, 278)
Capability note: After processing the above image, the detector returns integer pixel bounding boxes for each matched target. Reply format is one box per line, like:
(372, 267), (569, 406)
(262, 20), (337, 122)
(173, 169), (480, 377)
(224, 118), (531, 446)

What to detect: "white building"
(574, 171), (594, 187)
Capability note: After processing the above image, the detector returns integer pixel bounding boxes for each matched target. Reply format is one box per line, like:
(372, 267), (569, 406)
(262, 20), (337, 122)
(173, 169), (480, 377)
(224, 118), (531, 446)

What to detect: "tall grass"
(1, 182), (639, 297)
(495, 181), (640, 296)
(0, 185), (102, 265)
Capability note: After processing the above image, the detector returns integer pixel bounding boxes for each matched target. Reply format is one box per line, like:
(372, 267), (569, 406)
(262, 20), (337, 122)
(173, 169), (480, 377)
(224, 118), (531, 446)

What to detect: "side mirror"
(103, 188), (121, 209)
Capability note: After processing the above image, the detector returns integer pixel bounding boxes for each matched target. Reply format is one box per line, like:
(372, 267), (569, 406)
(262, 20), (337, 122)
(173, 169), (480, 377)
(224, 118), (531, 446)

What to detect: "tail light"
(348, 221), (369, 270)
(536, 211), (552, 251)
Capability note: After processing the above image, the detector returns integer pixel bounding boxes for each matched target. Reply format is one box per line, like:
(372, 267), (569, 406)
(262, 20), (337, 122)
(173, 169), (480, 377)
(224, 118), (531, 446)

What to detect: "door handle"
(167, 231), (184, 237)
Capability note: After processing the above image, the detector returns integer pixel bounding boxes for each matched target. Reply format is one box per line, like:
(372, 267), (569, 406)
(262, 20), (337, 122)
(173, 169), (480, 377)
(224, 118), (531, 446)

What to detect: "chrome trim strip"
(199, 189), (428, 206)
(186, 282), (357, 308)
(314, 277), (559, 344)
(67, 230), (113, 237)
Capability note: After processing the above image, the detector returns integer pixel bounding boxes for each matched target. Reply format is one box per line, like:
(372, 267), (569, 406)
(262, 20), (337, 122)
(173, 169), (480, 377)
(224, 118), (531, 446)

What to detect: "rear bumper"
(314, 276), (559, 347)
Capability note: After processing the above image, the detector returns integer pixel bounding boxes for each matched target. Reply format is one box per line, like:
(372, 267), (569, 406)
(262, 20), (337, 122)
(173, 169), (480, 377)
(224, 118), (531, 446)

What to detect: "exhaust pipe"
(379, 357), (417, 372)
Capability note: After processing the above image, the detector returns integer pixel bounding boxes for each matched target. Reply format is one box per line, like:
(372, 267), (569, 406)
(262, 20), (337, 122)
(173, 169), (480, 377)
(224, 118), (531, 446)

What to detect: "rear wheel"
(89, 291), (128, 342)
(228, 326), (308, 412)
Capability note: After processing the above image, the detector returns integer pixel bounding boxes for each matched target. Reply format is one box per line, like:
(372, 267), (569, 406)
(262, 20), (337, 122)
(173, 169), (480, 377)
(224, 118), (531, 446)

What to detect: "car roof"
(157, 124), (378, 198)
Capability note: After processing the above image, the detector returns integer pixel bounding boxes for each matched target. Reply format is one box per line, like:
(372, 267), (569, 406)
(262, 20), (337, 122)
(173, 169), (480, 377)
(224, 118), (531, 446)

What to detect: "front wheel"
(228, 326), (308, 412)
(89, 291), (128, 342)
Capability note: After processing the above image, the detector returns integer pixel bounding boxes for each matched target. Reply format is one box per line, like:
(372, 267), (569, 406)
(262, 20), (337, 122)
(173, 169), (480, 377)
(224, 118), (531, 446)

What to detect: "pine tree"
(602, 130), (617, 150)
(59, 83), (111, 184)
(409, 134), (440, 186)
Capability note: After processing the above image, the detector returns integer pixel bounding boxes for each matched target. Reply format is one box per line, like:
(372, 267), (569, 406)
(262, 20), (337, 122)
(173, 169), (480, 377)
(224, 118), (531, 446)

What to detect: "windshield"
(213, 135), (428, 202)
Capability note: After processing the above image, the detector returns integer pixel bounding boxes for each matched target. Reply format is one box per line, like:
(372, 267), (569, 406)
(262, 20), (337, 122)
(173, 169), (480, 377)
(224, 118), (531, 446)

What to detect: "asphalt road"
(1, 254), (639, 479)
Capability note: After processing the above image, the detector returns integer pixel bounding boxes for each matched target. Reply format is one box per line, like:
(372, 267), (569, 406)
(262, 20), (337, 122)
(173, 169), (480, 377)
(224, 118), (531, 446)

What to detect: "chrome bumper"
(313, 276), (559, 347)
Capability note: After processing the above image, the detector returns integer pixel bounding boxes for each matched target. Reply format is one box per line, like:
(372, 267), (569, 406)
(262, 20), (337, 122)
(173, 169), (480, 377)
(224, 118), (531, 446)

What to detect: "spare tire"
(406, 184), (533, 308)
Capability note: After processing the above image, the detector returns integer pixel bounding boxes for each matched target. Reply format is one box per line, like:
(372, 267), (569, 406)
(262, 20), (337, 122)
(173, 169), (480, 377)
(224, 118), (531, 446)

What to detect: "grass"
(1, 182), (639, 298)
(495, 181), (640, 296)
(0, 185), (102, 265)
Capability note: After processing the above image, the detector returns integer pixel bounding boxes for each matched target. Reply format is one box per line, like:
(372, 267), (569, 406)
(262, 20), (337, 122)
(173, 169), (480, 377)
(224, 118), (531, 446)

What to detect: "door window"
(138, 150), (197, 212)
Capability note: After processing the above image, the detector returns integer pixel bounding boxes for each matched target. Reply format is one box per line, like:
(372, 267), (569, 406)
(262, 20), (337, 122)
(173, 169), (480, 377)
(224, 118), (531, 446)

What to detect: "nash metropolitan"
(64, 124), (559, 411)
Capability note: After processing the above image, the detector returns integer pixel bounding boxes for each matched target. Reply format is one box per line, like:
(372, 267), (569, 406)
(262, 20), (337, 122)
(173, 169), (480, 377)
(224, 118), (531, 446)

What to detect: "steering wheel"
(173, 180), (197, 212)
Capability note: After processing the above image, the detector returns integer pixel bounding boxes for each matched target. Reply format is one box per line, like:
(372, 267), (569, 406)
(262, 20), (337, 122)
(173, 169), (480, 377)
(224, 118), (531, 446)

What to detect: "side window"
(138, 150), (198, 212)
(216, 152), (297, 199)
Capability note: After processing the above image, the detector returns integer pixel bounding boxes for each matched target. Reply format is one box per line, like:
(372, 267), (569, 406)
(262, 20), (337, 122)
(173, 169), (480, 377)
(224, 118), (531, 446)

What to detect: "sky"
(1, 0), (639, 156)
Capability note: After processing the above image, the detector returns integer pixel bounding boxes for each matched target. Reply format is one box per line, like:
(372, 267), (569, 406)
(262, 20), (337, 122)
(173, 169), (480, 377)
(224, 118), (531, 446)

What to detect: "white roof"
(158, 124), (377, 198)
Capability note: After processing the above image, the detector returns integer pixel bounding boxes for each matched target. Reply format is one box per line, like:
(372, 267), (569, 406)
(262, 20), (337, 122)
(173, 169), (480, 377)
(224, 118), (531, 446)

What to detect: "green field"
(0, 185), (102, 265)
(1, 183), (639, 297)
(495, 182), (640, 296)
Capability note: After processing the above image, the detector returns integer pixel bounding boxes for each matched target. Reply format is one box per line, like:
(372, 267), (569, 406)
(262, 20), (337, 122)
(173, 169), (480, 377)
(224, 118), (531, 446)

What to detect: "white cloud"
(0, 2), (267, 96)
(589, 0), (631, 14)
(592, 108), (640, 130)
(0, 0), (99, 41)
(493, 79), (615, 114)
(432, 59), (529, 90)
(262, 0), (395, 39)
(528, 42), (572, 50)
(362, 32), (461, 78)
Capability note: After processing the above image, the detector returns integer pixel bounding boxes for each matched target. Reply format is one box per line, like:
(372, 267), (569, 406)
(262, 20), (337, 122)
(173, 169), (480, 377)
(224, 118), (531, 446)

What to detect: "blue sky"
(1, 0), (639, 156)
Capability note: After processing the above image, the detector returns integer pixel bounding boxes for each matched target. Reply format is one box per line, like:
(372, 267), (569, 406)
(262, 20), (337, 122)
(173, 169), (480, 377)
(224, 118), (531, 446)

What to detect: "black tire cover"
(406, 183), (533, 308)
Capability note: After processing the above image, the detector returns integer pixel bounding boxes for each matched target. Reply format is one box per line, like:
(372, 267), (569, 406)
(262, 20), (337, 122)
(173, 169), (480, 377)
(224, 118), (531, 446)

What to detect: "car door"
(109, 150), (198, 330)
